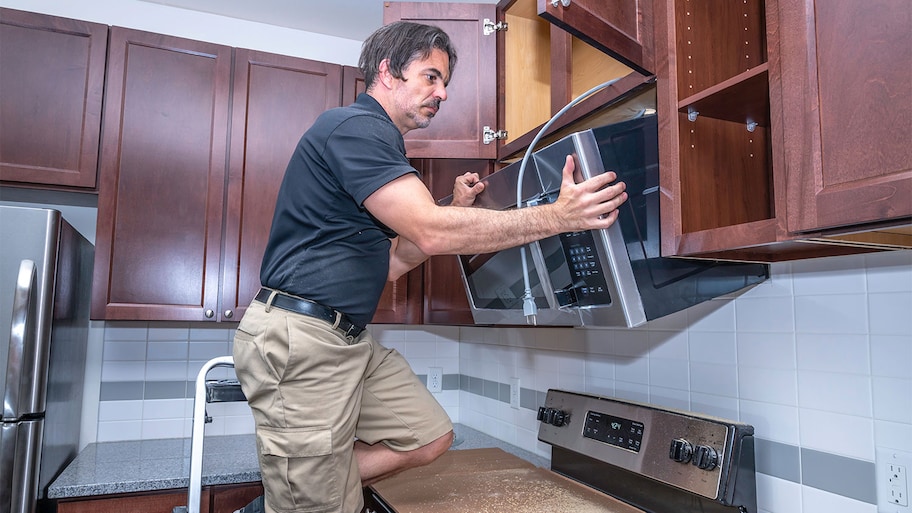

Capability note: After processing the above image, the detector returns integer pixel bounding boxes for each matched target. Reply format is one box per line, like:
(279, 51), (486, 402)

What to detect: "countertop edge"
(48, 424), (548, 500)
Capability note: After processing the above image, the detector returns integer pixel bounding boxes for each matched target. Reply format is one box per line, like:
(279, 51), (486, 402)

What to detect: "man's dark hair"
(359, 21), (457, 91)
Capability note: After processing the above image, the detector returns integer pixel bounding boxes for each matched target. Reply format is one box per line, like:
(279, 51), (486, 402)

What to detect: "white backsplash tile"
(740, 400), (800, 445)
(798, 371), (871, 417)
(871, 335), (912, 378)
(739, 366), (798, 406)
(690, 361), (738, 397)
(872, 376), (912, 423)
(869, 291), (912, 335)
(796, 333), (869, 374)
(799, 408), (874, 460)
(736, 296), (796, 333)
(794, 294), (868, 334)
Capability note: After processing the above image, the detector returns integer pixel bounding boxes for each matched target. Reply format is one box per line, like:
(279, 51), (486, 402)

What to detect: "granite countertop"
(48, 424), (548, 500)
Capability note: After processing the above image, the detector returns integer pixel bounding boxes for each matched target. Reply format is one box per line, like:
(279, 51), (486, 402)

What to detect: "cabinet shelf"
(677, 63), (769, 127)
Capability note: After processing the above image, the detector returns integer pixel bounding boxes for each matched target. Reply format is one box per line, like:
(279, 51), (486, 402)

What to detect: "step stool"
(173, 355), (248, 513)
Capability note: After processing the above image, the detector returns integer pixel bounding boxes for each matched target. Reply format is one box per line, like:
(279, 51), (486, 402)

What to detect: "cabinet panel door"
(779, 0), (912, 232)
(419, 158), (493, 325)
(56, 489), (208, 513)
(208, 482), (263, 513)
(0, 8), (106, 189)
(92, 28), (232, 320)
(383, 2), (498, 159)
(222, 49), (343, 321)
(538, 0), (655, 75)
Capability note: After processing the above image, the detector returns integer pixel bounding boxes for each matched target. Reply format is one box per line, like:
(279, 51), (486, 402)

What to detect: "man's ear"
(377, 58), (395, 89)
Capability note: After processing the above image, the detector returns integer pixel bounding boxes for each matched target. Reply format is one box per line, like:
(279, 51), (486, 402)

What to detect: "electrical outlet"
(427, 367), (442, 393)
(509, 377), (520, 409)
(877, 448), (912, 512)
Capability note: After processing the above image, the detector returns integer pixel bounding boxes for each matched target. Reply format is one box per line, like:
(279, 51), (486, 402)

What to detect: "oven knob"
(537, 407), (568, 427)
(692, 445), (718, 471)
(669, 438), (693, 463)
(551, 409), (567, 427)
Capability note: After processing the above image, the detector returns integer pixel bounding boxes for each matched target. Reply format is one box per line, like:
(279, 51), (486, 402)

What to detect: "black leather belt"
(254, 288), (364, 338)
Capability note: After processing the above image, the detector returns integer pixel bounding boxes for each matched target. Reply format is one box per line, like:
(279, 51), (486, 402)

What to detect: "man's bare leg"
(355, 430), (454, 486)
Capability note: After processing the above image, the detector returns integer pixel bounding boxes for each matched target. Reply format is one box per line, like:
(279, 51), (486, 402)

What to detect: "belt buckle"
(331, 311), (358, 341)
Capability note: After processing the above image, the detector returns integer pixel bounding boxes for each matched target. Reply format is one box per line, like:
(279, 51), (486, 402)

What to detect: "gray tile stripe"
(800, 447), (876, 504)
(99, 375), (877, 505)
(754, 437), (800, 483)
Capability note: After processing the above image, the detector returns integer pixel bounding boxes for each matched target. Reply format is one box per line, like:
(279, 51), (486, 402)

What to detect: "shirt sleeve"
(322, 114), (419, 206)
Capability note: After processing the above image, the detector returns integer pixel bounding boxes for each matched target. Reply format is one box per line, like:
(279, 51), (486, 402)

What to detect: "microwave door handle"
(528, 241), (561, 309)
(3, 260), (38, 421)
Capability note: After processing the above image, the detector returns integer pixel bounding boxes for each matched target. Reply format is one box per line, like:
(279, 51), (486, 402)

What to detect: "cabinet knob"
(205, 309), (215, 318)
(223, 310), (233, 319)
(551, 0), (571, 7)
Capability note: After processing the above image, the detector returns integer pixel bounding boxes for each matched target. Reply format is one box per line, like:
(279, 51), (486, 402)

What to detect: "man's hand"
(552, 155), (627, 231)
(451, 172), (485, 207)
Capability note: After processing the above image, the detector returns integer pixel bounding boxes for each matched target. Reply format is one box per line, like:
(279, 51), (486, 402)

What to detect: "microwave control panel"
(556, 231), (612, 307)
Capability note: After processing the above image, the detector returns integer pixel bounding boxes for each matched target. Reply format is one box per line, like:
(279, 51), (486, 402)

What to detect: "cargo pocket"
(256, 425), (340, 512)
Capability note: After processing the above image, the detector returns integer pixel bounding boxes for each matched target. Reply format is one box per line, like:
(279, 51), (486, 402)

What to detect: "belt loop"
(264, 289), (278, 313)
(331, 310), (342, 330)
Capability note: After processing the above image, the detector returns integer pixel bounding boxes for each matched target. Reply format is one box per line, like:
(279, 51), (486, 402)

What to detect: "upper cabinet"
(0, 8), (107, 190)
(383, 2), (499, 160)
(654, 0), (911, 260)
(92, 28), (344, 321)
(92, 28), (234, 321)
(222, 49), (343, 321)
(777, 0), (912, 235)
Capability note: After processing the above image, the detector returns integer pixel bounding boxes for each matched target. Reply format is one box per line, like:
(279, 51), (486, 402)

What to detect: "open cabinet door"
(383, 2), (498, 159)
(537, 0), (655, 76)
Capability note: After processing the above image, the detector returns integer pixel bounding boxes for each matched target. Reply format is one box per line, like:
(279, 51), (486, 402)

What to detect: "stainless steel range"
(364, 390), (757, 513)
(540, 390), (757, 513)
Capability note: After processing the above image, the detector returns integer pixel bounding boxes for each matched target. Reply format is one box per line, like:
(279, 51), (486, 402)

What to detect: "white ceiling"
(139, 0), (498, 42)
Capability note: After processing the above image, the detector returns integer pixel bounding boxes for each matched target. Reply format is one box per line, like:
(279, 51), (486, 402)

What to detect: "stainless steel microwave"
(449, 115), (769, 327)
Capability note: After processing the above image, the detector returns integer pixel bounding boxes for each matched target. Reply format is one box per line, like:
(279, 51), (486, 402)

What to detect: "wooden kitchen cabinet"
(55, 488), (206, 513)
(654, 0), (911, 260)
(0, 8), (107, 190)
(383, 2), (499, 160)
(92, 27), (233, 321)
(221, 49), (343, 321)
(777, 0), (912, 236)
(416, 158), (494, 325)
(54, 481), (262, 513)
(92, 28), (344, 322)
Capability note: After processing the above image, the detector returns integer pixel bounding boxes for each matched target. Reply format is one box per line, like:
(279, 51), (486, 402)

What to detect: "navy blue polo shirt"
(260, 93), (418, 327)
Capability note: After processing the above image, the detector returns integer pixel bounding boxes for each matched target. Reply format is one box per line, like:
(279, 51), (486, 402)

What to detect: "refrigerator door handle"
(3, 260), (38, 421)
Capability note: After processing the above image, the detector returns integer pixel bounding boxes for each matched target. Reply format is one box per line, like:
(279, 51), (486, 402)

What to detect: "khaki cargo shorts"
(233, 299), (452, 513)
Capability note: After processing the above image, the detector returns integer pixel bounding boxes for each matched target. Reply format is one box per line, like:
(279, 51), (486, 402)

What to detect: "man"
(233, 21), (628, 513)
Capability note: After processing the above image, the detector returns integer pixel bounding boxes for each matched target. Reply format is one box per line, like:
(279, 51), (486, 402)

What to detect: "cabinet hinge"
(482, 18), (508, 36)
(482, 126), (508, 145)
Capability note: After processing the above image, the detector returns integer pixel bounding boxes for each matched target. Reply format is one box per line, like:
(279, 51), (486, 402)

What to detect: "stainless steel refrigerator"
(0, 206), (93, 513)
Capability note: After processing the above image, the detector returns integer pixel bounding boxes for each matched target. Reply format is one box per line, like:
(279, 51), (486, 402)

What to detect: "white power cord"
(516, 77), (623, 325)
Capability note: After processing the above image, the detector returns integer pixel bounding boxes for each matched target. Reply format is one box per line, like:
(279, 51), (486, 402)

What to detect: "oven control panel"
(537, 389), (755, 503)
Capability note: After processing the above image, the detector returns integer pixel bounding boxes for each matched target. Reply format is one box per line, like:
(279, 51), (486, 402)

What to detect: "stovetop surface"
(367, 448), (640, 513)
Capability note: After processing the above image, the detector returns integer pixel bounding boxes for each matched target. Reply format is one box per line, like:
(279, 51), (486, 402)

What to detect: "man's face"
(389, 48), (450, 133)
